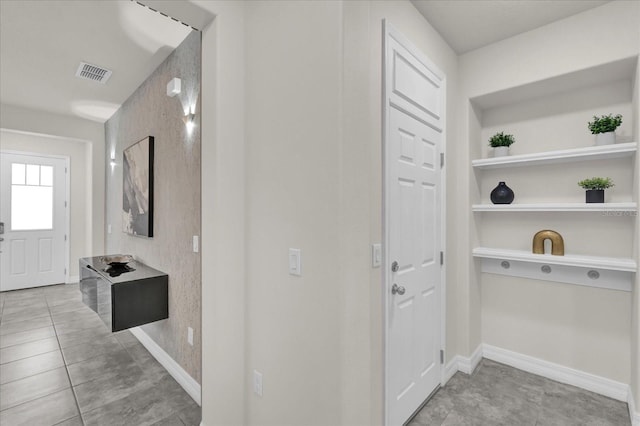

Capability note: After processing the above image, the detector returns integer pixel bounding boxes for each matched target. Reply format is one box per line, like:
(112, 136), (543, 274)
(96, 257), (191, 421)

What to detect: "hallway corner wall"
(104, 31), (202, 384)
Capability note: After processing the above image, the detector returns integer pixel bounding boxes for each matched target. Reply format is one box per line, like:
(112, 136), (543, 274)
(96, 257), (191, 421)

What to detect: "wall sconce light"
(183, 112), (195, 133)
(183, 104), (196, 134)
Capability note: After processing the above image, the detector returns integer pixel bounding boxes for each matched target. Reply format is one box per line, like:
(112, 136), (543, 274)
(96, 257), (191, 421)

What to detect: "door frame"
(1, 149), (71, 286)
(381, 20), (447, 425)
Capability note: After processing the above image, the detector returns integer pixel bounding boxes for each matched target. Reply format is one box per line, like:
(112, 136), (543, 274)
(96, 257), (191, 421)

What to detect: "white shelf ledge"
(472, 142), (637, 170)
(472, 202), (638, 212)
(473, 247), (636, 292)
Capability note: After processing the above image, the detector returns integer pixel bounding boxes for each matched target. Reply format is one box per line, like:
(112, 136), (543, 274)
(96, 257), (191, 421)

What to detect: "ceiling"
(1, 1), (615, 123)
(0, 1), (193, 123)
(410, 0), (612, 54)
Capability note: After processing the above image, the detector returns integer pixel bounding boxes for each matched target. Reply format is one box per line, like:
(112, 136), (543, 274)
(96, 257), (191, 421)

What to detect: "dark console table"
(79, 256), (168, 332)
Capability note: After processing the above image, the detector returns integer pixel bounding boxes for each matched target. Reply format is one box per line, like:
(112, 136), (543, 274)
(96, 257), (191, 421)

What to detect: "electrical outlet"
(192, 236), (199, 253)
(187, 327), (194, 346)
(253, 369), (263, 397)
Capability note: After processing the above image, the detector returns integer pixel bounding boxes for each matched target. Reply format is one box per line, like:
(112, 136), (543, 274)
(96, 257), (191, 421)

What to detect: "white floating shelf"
(472, 202), (638, 212)
(473, 247), (637, 292)
(472, 142), (637, 170)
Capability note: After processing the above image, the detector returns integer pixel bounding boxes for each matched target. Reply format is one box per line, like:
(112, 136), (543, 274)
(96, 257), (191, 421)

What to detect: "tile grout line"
(46, 292), (86, 426)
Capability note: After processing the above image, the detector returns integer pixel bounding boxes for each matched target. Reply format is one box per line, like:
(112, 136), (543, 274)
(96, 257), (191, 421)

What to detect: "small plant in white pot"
(587, 114), (622, 145)
(578, 177), (614, 203)
(488, 132), (515, 157)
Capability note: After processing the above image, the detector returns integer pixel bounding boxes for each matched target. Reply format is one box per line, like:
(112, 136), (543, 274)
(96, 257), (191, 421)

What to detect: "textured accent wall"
(104, 31), (201, 383)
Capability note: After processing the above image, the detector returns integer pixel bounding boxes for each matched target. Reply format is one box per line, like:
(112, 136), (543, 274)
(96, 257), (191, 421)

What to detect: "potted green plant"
(578, 177), (614, 203)
(488, 131), (515, 157)
(587, 114), (622, 146)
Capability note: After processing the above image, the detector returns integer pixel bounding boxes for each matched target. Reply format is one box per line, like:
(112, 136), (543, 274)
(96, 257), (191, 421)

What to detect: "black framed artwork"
(122, 136), (154, 237)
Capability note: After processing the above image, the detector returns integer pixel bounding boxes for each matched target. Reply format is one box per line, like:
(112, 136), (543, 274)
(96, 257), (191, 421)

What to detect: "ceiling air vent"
(75, 62), (112, 84)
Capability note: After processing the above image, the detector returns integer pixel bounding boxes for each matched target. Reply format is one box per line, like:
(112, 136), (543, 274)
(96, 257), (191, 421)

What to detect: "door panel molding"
(383, 20), (447, 426)
(1, 151), (70, 290)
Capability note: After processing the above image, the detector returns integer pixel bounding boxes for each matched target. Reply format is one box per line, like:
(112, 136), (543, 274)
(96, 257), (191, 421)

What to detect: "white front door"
(384, 22), (445, 426)
(0, 152), (68, 291)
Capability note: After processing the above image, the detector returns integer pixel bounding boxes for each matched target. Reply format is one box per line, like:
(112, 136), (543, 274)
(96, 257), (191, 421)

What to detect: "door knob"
(391, 283), (405, 295)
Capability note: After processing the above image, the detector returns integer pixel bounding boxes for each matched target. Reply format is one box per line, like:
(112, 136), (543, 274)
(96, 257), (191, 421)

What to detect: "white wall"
(0, 104), (105, 259)
(0, 129), (91, 279)
(632, 54), (640, 412)
(195, 1), (457, 425)
(455, 0), (640, 383)
(196, 1), (247, 425)
(0, 104), (105, 263)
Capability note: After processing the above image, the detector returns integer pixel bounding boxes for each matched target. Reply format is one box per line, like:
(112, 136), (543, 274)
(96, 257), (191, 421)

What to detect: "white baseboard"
(129, 326), (202, 406)
(482, 344), (628, 402)
(443, 357), (458, 384)
(66, 275), (79, 284)
(629, 387), (640, 426)
(457, 344), (483, 375)
(443, 344), (482, 386)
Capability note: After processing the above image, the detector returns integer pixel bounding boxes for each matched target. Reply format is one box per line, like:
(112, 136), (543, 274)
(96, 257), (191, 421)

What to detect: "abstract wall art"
(123, 136), (154, 237)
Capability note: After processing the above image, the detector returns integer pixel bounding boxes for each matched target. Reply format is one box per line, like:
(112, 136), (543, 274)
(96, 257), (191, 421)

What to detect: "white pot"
(493, 146), (509, 157)
(595, 131), (615, 146)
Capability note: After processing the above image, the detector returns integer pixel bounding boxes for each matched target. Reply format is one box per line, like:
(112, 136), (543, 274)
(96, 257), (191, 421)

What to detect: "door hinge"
(64, 234), (67, 241)
(440, 153), (444, 168)
(64, 268), (67, 275)
(440, 350), (444, 364)
(64, 201), (67, 208)
(65, 167), (68, 173)
(440, 251), (444, 265)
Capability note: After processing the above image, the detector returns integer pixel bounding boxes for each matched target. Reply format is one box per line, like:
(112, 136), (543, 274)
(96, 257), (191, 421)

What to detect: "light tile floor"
(0, 283), (200, 426)
(411, 359), (631, 426)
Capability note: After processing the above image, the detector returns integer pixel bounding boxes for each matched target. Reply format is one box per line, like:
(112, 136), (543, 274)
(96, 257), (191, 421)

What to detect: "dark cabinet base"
(80, 257), (168, 332)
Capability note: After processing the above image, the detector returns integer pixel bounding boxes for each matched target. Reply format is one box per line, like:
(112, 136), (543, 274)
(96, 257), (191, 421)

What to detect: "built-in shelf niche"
(470, 57), (638, 290)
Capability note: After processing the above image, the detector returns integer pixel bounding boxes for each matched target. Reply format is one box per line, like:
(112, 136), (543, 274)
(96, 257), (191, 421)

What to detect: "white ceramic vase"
(493, 146), (509, 157)
(595, 131), (615, 146)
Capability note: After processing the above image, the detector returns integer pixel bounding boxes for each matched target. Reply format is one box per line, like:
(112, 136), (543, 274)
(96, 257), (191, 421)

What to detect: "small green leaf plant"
(488, 132), (515, 148)
(587, 114), (622, 134)
(578, 177), (614, 190)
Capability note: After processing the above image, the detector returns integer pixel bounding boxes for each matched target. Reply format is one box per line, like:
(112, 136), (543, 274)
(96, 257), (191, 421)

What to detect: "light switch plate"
(372, 244), (382, 268)
(192, 236), (199, 253)
(289, 248), (301, 276)
(187, 327), (194, 346)
(253, 369), (263, 397)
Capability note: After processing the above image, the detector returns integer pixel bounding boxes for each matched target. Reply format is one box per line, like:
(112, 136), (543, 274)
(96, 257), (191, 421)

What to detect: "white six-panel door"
(0, 152), (68, 291)
(384, 22), (445, 426)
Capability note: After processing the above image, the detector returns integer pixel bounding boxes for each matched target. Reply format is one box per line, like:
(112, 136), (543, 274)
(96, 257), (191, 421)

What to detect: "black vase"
(585, 189), (604, 203)
(490, 181), (515, 204)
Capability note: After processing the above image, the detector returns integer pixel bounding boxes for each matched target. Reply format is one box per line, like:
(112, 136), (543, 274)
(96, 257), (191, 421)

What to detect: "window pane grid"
(11, 164), (53, 187)
(10, 162), (55, 231)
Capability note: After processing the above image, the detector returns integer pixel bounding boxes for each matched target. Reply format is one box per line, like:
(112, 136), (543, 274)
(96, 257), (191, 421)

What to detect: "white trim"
(0, 128), (93, 145)
(472, 202), (638, 212)
(629, 387), (640, 426)
(442, 344), (482, 384)
(129, 326), (201, 406)
(443, 357), (458, 385)
(0, 150), (70, 289)
(482, 344), (628, 402)
(382, 20), (448, 425)
(457, 344), (483, 375)
(471, 141), (637, 170)
(66, 275), (79, 284)
(473, 247), (637, 272)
